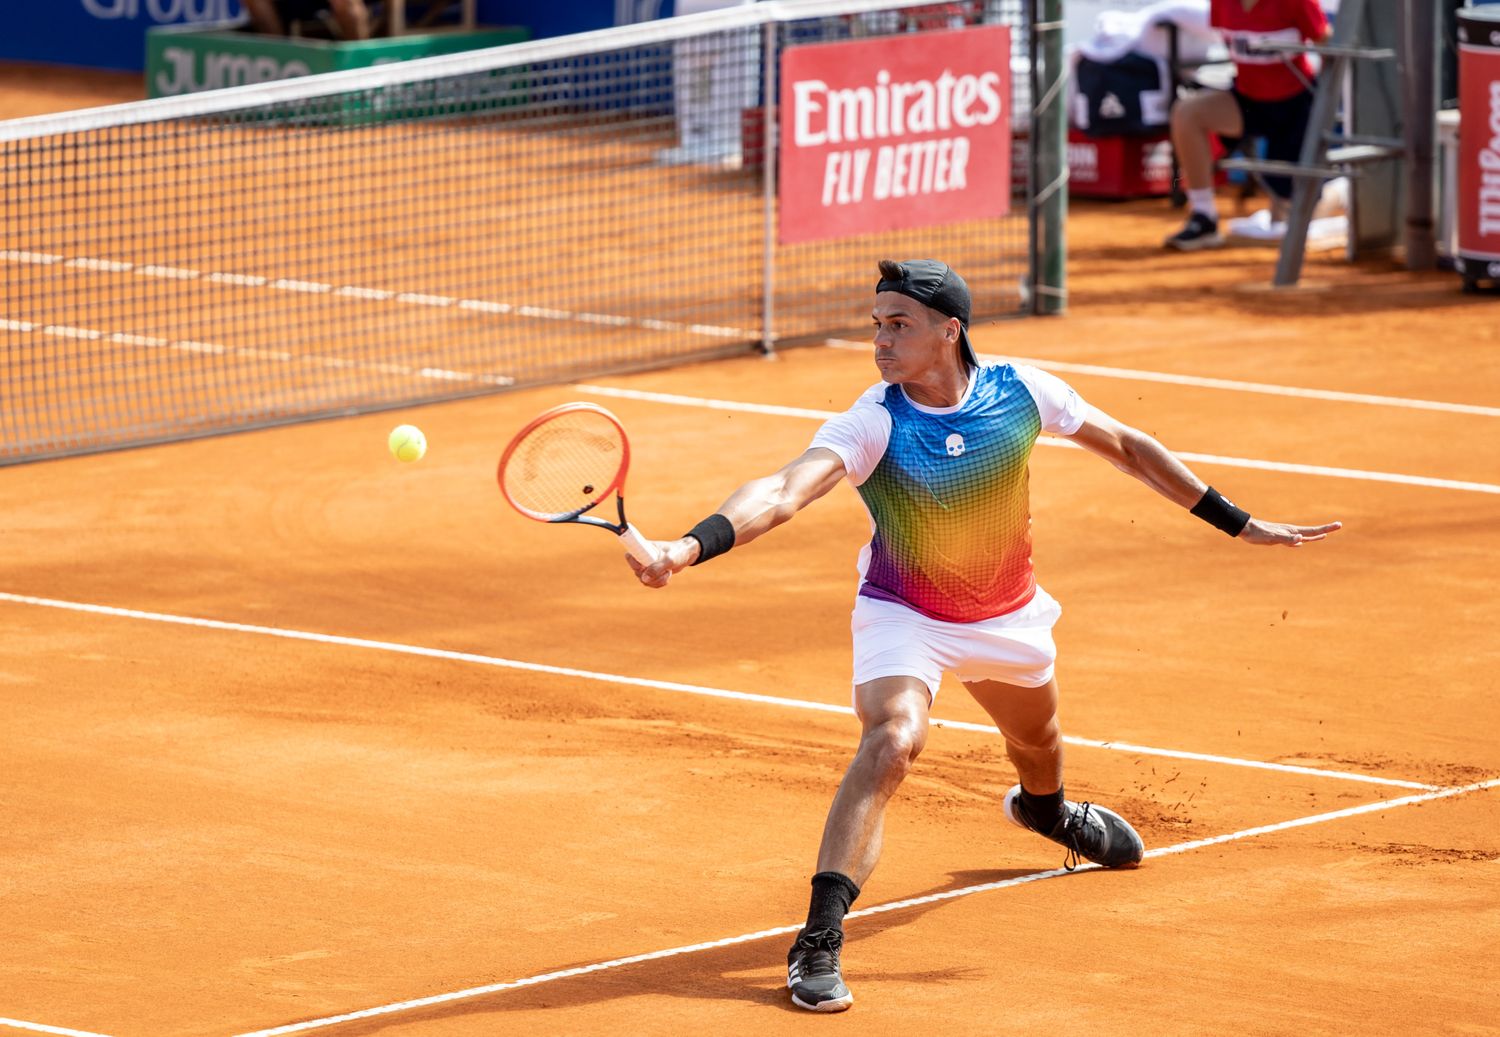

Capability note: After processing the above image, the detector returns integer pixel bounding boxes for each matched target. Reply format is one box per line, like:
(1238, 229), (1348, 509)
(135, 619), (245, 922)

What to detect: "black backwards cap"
(875, 259), (978, 368)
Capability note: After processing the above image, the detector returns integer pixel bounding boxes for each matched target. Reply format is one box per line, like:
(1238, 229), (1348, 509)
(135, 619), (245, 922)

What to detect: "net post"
(1029, 0), (1068, 315)
(760, 18), (779, 356)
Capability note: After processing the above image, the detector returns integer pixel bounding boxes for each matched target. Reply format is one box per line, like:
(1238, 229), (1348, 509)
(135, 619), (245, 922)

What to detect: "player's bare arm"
(630, 447), (849, 587)
(1067, 406), (1342, 547)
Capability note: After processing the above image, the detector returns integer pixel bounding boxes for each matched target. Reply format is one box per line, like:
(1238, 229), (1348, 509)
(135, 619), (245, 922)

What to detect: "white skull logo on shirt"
(945, 433), (966, 457)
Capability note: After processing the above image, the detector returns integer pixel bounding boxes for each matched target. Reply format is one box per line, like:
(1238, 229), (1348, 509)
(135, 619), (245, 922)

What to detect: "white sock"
(1187, 189), (1218, 221)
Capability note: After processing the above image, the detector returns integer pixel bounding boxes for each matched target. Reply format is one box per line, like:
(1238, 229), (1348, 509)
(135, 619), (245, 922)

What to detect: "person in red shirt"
(1164, 0), (1331, 250)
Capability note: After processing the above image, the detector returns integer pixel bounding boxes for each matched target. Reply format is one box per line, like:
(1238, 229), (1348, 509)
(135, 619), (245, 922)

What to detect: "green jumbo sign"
(146, 23), (529, 98)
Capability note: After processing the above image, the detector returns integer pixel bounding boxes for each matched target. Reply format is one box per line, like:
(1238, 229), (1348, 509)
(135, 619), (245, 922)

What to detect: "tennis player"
(628, 259), (1341, 1012)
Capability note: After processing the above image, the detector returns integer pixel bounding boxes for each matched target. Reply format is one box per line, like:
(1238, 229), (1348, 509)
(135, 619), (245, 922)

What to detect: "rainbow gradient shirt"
(811, 362), (1088, 623)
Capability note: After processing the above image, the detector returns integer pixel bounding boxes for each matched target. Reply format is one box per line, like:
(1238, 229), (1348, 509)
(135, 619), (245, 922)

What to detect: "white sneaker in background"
(1316, 176), (1350, 218)
(1224, 209), (1348, 251)
(1226, 209), (1282, 240)
(1307, 214), (1348, 250)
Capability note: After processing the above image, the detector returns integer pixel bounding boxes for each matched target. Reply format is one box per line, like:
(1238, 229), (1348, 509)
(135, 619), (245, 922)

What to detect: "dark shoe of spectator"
(1164, 212), (1223, 251)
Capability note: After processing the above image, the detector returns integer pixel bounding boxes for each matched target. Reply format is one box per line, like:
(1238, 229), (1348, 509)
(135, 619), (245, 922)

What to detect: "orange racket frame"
(498, 402), (660, 564)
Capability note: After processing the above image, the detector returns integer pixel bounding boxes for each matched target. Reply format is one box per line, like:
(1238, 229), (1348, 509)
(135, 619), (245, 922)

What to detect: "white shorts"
(850, 587), (1063, 702)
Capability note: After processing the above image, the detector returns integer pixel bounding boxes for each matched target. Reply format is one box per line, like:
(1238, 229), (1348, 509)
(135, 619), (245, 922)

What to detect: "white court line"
(575, 384), (1500, 495)
(208, 272), (269, 287)
(395, 292), (455, 308)
(136, 264), (199, 281)
(65, 257), (132, 273)
(1167, 449), (1500, 495)
(270, 278), (333, 294)
(823, 339), (1500, 418)
(0, 250), (63, 265)
(2, 317), (513, 389)
(1007, 731), (1435, 790)
(0, 591), (1436, 791)
(228, 775), (1500, 1037)
(0, 1018), (114, 1037)
(334, 285), (390, 300)
(0, 249), (757, 343)
(457, 299), (510, 314)
(41, 325), (102, 341)
(579, 384), (843, 421)
(49, 245), (1494, 399)
(109, 332), (168, 348)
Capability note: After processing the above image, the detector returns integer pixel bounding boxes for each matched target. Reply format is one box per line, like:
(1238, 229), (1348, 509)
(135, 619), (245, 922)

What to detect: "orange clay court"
(1, 66), (1498, 1037)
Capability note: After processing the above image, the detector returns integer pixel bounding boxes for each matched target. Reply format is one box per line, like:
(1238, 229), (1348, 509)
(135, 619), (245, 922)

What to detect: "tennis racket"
(498, 402), (662, 565)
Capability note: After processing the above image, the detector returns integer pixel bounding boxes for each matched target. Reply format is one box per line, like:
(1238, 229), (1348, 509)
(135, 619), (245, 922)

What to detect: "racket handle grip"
(618, 523), (663, 565)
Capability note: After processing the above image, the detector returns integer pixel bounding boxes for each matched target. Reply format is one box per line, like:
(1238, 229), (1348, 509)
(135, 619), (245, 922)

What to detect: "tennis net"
(1, 0), (1035, 464)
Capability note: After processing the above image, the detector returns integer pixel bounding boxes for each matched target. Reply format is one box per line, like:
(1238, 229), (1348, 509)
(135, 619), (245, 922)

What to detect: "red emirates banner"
(778, 25), (1012, 245)
(1458, 14), (1500, 264)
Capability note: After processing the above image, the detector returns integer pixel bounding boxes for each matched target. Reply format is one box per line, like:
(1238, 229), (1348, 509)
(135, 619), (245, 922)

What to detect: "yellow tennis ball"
(388, 424), (427, 462)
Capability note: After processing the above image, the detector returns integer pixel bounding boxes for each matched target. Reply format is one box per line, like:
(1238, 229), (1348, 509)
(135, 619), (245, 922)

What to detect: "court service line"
(10, 242), (1499, 410)
(0, 591), (1437, 791)
(0, 1018), (114, 1037)
(0, 316), (514, 390)
(227, 775), (1500, 1037)
(823, 339), (1500, 418)
(574, 384), (1500, 495)
(0, 250), (753, 343)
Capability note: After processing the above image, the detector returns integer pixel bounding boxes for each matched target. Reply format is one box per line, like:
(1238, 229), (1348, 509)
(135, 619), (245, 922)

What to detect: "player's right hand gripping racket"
(498, 402), (662, 565)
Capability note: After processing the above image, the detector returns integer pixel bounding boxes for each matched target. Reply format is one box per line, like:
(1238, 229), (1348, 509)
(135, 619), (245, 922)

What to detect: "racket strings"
(503, 413), (625, 520)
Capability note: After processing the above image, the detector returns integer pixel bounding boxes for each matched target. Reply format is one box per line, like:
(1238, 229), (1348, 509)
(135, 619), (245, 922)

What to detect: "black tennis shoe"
(1164, 211), (1223, 251)
(1003, 785), (1145, 871)
(786, 926), (853, 1012)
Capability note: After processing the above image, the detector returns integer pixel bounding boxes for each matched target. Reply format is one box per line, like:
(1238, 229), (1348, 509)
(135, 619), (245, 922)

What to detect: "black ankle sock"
(1019, 786), (1066, 832)
(805, 871), (860, 933)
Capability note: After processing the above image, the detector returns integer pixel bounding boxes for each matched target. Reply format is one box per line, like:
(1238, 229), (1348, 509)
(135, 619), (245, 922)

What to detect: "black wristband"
(1191, 486), (1251, 537)
(684, 513), (735, 564)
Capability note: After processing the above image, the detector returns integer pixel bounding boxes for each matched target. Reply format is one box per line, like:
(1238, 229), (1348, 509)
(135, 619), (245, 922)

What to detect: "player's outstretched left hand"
(1238, 518), (1342, 547)
(626, 537), (699, 588)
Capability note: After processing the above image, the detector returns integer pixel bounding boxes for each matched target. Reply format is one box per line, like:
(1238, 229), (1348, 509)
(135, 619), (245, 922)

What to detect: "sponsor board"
(1458, 14), (1500, 262)
(145, 25), (529, 99)
(777, 25), (1012, 245)
(153, 45), (310, 94)
(80, 0), (237, 18)
(1, 0), (599, 71)
(0, 0), (242, 70)
(1066, 130), (1178, 198)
